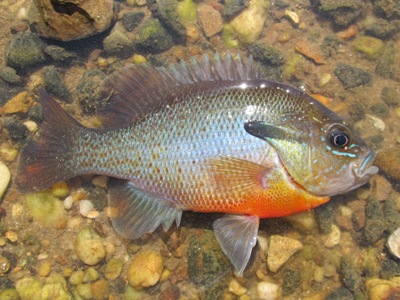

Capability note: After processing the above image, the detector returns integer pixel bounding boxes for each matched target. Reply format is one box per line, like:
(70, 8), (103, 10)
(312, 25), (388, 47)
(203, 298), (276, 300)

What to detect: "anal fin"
(108, 181), (182, 239)
(213, 214), (259, 275)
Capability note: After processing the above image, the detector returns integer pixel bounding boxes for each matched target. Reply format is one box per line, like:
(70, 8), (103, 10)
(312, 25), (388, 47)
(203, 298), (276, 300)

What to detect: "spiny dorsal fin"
(98, 53), (260, 128)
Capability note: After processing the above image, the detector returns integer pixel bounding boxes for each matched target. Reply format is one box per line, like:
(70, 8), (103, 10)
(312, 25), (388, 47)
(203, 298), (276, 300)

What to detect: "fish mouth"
(353, 150), (379, 182)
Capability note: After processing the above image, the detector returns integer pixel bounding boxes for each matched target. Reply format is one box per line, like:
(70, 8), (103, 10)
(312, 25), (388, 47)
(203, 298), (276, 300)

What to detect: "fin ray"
(108, 181), (182, 239)
(213, 214), (259, 275)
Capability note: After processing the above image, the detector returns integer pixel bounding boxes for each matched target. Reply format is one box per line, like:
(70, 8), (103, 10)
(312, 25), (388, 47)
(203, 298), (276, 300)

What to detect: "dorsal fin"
(97, 53), (260, 128)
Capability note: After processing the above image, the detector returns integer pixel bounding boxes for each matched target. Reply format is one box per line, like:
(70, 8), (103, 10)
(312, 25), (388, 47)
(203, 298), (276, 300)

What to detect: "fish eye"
(328, 128), (350, 148)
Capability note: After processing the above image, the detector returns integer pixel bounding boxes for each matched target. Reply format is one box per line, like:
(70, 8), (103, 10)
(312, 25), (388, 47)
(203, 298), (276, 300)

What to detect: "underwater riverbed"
(0, 0), (400, 299)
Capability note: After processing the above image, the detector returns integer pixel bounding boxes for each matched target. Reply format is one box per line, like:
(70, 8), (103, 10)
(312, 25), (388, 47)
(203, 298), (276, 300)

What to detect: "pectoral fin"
(108, 181), (182, 239)
(213, 214), (259, 275)
(244, 120), (304, 142)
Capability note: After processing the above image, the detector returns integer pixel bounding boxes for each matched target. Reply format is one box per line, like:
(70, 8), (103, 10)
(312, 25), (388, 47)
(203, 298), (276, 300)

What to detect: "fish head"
(244, 97), (378, 197)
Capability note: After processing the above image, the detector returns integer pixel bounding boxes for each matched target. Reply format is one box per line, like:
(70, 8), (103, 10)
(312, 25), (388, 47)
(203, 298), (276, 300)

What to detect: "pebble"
(370, 175), (392, 201)
(0, 255), (11, 274)
(267, 235), (303, 272)
(91, 176), (108, 189)
(74, 226), (106, 265)
(375, 148), (400, 180)
(0, 146), (19, 162)
(319, 73), (332, 87)
(79, 200), (95, 217)
(69, 270), (85, 285)
(83, 267), (99, 283)
(104, 258), (123, 280)
(23, 120), (37, 132)
(127, 249), (164, 288)
(229, 279), (247, 296)
(365, 114), (385, 131)
(63, 196), (74, 210)
(51, 182), (70, 198)
(322, 224), (341, 248)
(6, 230), (18, 243)
(387, 227), (400, 259)
(284, 10), (299, 25)
(3, 91), (34, 114)
(197, 4), (223, 38)
(91, 278), (110, 300)
(295, 40), (325, 64)
(366, 277), (400, 300)
(38, 260), (51, 277)
(0, 161), (10, 200)
(87, 210), (99, 219)
(257, 281), (280, 300)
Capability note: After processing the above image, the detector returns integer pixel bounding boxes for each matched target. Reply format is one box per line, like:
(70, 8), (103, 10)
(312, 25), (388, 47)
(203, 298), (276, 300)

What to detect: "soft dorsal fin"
(97, 53), (260, 128)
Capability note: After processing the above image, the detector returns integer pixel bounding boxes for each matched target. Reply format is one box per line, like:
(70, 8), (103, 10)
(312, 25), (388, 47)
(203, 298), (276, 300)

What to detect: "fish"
(16, 53), (378, 275)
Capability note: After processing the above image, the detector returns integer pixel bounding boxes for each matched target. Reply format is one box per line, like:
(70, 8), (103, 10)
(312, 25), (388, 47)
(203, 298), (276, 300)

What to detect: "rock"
(28, 104), (42, 122)
(373, 0), (400, 19)
(0, 255), (11, 275)
(122, 12), (145, 32)
(230, 0), (268, 44)
(384, 198), (400, 233)
(137, 18), (174, 53)
(31, 0), (114, 41)
(381, 86), (399, 107)
(44, 66), (73, 103)
(91, 278), (110, 300)
(322, 224), (341, 248)
(38, 260), (52, 277)
(3, 117), (28, 140)
(51, 182), (70, 198)
(79, 200), (95, 217)
(44, 45), (77, 63)
(149, 0), (188, 41)
(187, 230), (231, 285)
(325, 287), (354, 300)
(267, 235), (303, 272)
(339, 257), (362, 293)
(257, 282), (280, 300)
(0, 161), (10, 201)
(376, 42), (400, 82)
(334, 64), (372, 89)
(159, 284), (180, 300)
(76, 70), (106, 113)
(3, 91), (34, 114)
(247, 43), (284, 66)
(74, 226), (106, 265)
(314, 201), (334, 234)
(197, 4), (223, 38)
(24, 191), (66, 226)
(5, 32), (46, 70)
(228, 279), (247, 296)
(363, 197), (386, 245)
(353, 36), (385, 59)
(370, 175), (392, 201)
(0, 66), (23, 85)
(223, 0), (249, 18)
(104, 258), (123, 280)
(387, 227), (400, 259)
(370, 102), (390, 118)
(310, 0), (364, 27)
(366, 277), (400, 300)
(364, 19), (400, 39)
(375, 148), (400, 180)
(0, 289), (20, 299)
(23, 120), (38, 133)
(103, 25), (135, 57)
(69, 270), (84, 285)
(15, 277), (43, 299)
(127, 249), (164, 288)
(282, 268), (301, 296)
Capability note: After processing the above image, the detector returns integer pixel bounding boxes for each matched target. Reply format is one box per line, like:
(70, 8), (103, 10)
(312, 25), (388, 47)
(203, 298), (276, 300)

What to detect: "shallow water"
(0, 0), (400, 299)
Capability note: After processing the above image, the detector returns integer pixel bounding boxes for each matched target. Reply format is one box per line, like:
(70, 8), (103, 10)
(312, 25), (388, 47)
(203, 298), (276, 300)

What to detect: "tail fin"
(16, 89), (83, 193)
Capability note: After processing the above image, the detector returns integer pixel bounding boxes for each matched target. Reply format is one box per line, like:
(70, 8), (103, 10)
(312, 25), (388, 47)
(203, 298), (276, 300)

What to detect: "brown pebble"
(295, 40), (325, 64)
(5, 231), (18, 243)
(336, 25), (358, 40)
(375, 149), (400, 180)
(370, 175), (393, 201)
(10, 21), (28, 34)
(160, 285), (180, 300)
(91, 278), (110, 300)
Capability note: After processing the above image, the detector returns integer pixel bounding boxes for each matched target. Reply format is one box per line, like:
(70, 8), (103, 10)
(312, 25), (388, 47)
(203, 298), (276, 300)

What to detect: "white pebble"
(23, 120), (38, 132)
(257, 282), (280, 300)
(319, 73), (332, 87)
(284, 10), (299, 25)
(79, 200), (94, 217)
(63, 196), (74, 210)
(387, 227), (400, 259)
(37, 253), (49, 260)
(322, 224), (341, 248)
(86, 210), (99, 219)
(0, 161), (10, 200)
(366, 114), (385, 131)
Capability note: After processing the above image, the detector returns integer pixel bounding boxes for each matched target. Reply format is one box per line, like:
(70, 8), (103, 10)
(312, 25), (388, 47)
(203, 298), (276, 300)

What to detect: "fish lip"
(353, 150), (379, 180)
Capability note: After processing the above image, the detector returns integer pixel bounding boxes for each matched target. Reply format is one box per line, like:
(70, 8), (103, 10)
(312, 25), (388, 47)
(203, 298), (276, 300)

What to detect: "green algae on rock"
(353, 36), (385, 59)
(43, 67), (73, 103)
(137, 19), (174, 53)
(24, 191), (65, 226)
(74, 226), (106, 266)
(5, 32), (46, 70)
